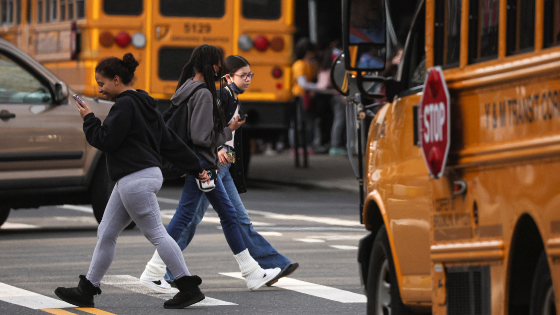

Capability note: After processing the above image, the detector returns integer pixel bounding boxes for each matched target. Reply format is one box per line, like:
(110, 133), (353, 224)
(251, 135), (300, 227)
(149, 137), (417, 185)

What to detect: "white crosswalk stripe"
(220, 272), (366, 303)
(0, 282), (75, 309)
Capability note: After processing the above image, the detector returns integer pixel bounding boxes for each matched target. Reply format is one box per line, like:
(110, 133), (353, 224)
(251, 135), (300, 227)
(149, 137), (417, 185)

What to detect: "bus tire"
(367, 226), (413, 315)
(0, 207), (10, 227)
(90, 158), (136, 230)
(530, 251), (556, 315)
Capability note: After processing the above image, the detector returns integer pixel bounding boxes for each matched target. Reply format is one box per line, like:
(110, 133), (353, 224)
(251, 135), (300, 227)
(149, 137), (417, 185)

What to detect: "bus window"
(434, 0), (461, 68)
(103, 0), (141, 16)
(158, 47), (194, 81)
(160, 0), (225, 18)
(401, 3), (425, 90)
(1, 0), (14, 25)
(76, 0), (83, 18)
(45, 0), (49, 21)
(60, 0), (65, 20)
(49, 0), (57, 22)
(506, 0), (535, 55)
(37, 0), (42, 22)
(15, 0), (20, 24)
(543, 0), (559, 48)
(26, 0), (30, 23)
(67, 0), (72, 19)
(243, 0), (281, 20)
(469, 0), (499, 63)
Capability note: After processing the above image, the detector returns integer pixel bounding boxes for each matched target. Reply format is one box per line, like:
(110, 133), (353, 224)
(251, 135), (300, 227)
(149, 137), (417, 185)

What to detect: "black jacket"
(219, 86), (246, 194)
(83, 89), (203, 181)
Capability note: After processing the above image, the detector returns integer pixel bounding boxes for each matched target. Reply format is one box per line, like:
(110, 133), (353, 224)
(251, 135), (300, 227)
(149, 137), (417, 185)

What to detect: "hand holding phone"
(238, 114), (248, 122)
(73, 94), (92, 118)
(73, 94), (84, 107)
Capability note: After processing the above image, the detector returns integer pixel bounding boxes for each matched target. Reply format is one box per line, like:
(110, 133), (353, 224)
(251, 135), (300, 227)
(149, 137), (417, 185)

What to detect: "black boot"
(163, 275), (205, 309)
(54, 275), (102, 307)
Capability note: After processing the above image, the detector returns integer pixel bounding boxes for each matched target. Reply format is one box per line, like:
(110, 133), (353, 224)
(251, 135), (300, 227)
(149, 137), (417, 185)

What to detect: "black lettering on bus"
(485, 103), (491, 129)
(553, 90), (560, 118)
(500, 101), (507, 126)
(492, 102), (498, 128)
(526, 94), (536, 123)
(508, 99), (518, 125)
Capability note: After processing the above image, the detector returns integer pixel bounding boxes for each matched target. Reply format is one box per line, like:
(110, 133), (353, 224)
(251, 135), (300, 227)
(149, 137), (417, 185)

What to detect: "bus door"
(149, 0), (234, 99)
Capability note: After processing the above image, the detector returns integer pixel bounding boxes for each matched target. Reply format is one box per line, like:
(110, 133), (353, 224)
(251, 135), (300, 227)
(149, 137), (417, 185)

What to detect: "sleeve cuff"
(83, 112), (95, 121)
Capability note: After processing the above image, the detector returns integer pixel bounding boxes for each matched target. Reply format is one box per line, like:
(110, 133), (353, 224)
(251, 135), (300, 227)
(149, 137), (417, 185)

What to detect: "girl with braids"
(54, 53), (210, 309)
(140, 45), (281, 292)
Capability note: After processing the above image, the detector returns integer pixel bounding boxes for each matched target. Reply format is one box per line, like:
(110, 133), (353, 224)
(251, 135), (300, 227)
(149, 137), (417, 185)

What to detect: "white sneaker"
(247, 267), (281, 291)
(139, 277), (178, 294)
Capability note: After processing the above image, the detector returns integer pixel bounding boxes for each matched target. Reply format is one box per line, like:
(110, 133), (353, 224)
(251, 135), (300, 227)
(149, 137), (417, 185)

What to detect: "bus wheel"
(90, 158), (135, 230)
(0, 207), (10, 227)
(530, 251), (556, 315)
(367, 226), (412, 315)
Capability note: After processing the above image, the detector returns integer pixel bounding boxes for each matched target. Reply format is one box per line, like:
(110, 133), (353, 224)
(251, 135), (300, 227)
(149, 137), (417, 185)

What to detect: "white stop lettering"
(423, 102), (446, 143)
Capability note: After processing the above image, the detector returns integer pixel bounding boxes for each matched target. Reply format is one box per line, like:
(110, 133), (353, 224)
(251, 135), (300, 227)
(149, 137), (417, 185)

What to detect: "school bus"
(333, 0), (560, 314)
(0, 0), (294, 158)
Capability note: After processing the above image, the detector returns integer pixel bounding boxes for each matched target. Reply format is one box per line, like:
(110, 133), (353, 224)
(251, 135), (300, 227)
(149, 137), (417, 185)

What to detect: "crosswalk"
(0, 273), (365, 314)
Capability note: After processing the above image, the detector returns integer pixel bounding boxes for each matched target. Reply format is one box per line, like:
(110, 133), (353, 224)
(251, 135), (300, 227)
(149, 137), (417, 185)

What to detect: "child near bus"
(139, 45), (281, 292)
(54, 53), (210, 309)
(140, 55), (299, 292)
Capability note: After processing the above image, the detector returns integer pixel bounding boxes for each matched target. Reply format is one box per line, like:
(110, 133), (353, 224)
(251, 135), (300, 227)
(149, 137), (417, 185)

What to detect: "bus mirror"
(343, 0), (387, 71)
(357, 72), (386, 99)
(54, 82), (69, 103)
(330, 54), (350, 96)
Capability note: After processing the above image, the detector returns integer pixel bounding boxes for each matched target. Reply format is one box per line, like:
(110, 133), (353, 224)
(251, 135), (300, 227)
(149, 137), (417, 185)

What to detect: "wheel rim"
(376, 259), (391, 315)
(542, 286), (556, 315)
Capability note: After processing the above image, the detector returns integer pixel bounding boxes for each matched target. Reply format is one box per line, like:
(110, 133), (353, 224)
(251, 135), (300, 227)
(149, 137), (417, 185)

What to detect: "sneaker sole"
(266, 263), (300, 287)
(249, 268), (281, 291)
(54, 288), (94, 308)
(163, 293), (205, 309)
(139, 279), (179, 294)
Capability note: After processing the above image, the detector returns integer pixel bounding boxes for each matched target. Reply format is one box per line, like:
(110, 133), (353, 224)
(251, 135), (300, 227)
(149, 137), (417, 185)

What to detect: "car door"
(0, 49), (87, 186)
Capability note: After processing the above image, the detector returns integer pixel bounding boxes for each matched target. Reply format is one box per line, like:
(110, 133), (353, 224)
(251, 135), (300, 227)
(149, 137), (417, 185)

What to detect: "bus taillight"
(272, 67), (283, 78)
(131, 33), (147, 49)
(253, 36), (268, 51)
(238, 35), (253, 51)
(99, 31), (114, 48)
(115, 32), (131, 48)
(270, 36), (284, 51)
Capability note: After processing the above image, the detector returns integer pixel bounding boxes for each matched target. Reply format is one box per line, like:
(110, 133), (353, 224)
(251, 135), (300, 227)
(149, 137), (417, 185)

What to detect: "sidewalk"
(247, 152), (360, 194)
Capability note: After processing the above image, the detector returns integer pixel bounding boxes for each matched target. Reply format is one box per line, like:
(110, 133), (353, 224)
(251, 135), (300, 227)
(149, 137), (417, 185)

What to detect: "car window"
(0, 52), (52, 104)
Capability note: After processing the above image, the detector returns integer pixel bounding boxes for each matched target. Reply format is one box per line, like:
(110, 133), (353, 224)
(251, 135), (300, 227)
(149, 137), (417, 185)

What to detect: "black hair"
(320, 48), (334, 70)
(294, 38), (316, 60)
(95, 53), (139, 85)
(176, 44), (225, 133)
(224, 55), (250, 76)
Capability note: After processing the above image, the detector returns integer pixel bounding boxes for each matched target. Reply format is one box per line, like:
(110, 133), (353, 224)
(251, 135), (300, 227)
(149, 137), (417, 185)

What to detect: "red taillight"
(271, 67), (283, 78)
(99, 31), (114, 48)
(270, 36), (284, 51)
(276, 83), (283, 89)
(115, 32), (131, 48)
(253, 36), (268, 51)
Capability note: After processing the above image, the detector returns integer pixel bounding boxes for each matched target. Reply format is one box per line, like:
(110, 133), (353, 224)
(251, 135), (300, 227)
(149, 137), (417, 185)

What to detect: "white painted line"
(157, 197), (181, 204)
(220, 272), (366, 303)
(0, 222), (38, 229)
(259, 232), (283, 236)
(102, 275), (236, 306)
(329, 245), (359, 250)
(293, 238), (326, 243)
(58, 205), (93, 213)
(0, 282), (75, 309)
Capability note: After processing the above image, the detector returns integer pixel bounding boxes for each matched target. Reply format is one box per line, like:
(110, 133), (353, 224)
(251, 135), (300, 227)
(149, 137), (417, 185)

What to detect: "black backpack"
(160, 84), (207, 180)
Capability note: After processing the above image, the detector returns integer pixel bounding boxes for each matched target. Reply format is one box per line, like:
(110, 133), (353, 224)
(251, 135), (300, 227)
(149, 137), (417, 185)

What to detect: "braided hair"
(176, 44), (225, 133)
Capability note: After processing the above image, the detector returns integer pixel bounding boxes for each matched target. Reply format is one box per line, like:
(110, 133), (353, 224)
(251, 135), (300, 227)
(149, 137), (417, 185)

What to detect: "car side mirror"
(330, 53), (350, 96)
(54, 81), (69, 103)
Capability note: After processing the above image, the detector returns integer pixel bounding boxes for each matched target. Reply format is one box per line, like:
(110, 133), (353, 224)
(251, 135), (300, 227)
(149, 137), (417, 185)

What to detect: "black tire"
(0, 207), (10, 227)
(530, 251), (556, 315)
(366, 226), (413, 315)
(90, 157), (136, 230)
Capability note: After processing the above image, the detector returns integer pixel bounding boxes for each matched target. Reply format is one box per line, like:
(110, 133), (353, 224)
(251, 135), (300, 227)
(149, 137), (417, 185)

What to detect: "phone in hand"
(72, 94), (84, 107)
(238, 114), (248, 122)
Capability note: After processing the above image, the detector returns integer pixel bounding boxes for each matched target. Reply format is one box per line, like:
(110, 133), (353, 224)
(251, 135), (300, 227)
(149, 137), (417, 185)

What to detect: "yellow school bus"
(0, 0), (294, 141)
(335, 0), (560, 314)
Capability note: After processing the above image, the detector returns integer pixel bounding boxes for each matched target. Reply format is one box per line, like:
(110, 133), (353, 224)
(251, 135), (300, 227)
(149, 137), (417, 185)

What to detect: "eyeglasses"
(233, 72), (255, 80)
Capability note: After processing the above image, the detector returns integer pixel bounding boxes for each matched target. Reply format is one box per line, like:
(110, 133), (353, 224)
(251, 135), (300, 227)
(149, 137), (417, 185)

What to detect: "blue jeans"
(165, 149), (291, 280)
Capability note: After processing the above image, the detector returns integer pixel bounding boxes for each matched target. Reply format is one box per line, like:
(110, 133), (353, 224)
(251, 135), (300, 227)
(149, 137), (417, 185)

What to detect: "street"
(0, 180), (367, 315)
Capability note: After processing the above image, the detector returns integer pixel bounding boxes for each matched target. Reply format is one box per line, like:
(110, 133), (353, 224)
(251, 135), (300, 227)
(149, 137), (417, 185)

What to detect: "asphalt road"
(0, 181), (368, 315)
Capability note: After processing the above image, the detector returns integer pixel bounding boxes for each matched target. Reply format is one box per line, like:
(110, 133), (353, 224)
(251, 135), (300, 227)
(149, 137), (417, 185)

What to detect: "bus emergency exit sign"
(419, 67), (450, 179)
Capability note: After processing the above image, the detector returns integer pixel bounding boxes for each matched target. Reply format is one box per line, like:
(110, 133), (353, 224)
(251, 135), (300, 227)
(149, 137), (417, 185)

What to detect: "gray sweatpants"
(86, 167), (190, 286)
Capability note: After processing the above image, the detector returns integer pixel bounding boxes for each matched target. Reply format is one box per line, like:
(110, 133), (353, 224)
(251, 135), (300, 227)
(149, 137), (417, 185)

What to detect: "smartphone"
(238, 114), (248, 121)
(72, 94), (84, 107)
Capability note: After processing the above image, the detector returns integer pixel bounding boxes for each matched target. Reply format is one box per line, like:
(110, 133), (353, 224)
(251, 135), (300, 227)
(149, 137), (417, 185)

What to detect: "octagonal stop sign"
(419, 66), (450, 179)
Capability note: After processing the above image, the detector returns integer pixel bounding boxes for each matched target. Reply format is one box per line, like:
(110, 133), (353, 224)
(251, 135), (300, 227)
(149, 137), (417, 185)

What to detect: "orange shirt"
(291, 59), (317, 97)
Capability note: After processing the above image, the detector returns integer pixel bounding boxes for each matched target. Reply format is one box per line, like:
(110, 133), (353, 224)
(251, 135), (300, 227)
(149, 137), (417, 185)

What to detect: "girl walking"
(54, 53), (209, 309)
(140, 45), (280, 292)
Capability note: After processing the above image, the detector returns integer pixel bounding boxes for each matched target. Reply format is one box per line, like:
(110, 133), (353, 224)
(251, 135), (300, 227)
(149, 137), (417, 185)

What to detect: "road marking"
(58, 205), (93, 213)
(220, 273), (366, 303)
(102, 275), (236, 306)
(0, 282), (75, 309)
(76, 308), (117, 315)
(329, 245), (359, 250)
(293, 238), (326, 243)
(0, 222), (38, 229)
(42, 309), (79, 315)
(259, 232), (283, 236)
(157, 197), (181, 204)
(256, 226), (365, 232)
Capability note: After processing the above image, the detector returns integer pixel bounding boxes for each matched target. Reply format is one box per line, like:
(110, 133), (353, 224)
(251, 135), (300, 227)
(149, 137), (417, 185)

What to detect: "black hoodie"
(83, 89), (203, 181)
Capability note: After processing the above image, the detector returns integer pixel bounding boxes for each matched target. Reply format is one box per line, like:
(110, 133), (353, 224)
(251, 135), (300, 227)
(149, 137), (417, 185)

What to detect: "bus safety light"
(276, 83), (283, 90)
(271, 67), (283, 78)
(238, 35), (253, 51)
(270, 36), (284, 51)
(131, 32), (146, 49)
(253, 36), (268, 51)
(115, 32), (131, 48)
(99, 31), (114, 48)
